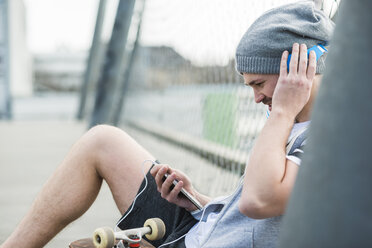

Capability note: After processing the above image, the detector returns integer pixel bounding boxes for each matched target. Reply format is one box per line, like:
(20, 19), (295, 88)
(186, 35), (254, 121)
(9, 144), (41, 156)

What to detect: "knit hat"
(236, 1), (334, 74)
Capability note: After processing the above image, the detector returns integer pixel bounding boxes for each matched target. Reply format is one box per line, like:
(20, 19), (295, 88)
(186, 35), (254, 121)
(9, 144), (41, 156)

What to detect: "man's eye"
(256, 81), (264, 87)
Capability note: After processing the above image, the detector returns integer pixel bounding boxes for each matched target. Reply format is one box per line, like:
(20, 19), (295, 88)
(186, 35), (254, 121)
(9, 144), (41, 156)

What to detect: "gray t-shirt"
(185, 122), (309, 247)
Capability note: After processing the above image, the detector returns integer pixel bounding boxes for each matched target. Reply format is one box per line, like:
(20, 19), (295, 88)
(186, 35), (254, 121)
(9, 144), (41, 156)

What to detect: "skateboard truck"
(93, 218), (166, 248)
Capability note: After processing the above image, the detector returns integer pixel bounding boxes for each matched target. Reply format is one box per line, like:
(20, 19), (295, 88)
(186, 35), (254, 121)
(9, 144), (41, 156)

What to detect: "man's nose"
(254, 91), (265, 103)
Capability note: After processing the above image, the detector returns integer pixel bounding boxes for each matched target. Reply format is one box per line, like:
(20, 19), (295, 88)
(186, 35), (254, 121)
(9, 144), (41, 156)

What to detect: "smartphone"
(287, 44), (328, 70)
(163, 173), (203, 210)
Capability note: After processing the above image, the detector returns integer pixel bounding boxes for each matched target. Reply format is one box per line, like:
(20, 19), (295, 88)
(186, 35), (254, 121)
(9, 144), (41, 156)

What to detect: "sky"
(23, 0), (299, 65)
(23, 0), (118, 54)
(139, 0), (299, 65)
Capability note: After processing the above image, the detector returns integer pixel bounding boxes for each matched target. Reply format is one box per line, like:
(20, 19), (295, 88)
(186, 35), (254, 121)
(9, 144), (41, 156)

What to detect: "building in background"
(130, 46), (237, 90)
(33, 50), (87, 92)
(31, 45), (234, 93)
(0, 0), (32, 119)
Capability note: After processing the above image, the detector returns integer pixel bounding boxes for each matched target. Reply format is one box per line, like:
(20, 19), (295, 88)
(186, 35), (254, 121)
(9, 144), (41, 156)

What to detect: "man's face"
(243, 73), (279, 112)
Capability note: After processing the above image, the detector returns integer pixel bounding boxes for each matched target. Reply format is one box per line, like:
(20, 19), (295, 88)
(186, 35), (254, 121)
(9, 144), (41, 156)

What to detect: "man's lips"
(265, 103), (272, 111)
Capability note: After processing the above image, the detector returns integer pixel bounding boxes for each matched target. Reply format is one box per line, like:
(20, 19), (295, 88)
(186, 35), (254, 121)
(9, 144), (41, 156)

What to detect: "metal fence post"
(76, 0), (107, 120)
(279, 0), (372, 247)
(0, 0), (11, 120)
(89, 0), (136, 127)
(112, 0), (145, 126)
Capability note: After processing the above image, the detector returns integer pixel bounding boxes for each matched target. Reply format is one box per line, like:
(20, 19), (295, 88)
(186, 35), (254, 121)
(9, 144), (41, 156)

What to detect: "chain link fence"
(110, 0), (305, 196)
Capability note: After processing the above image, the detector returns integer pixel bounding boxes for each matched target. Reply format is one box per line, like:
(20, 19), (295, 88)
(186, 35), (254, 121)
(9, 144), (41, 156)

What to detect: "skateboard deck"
(69, 238), (154, 248)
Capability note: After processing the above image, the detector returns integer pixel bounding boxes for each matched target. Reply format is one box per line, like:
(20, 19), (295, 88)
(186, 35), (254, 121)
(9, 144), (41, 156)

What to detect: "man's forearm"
(241, 111), (294, 214)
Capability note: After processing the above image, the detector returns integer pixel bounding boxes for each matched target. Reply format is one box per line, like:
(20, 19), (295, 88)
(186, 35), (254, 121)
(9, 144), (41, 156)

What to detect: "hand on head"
(271, 43), (317, 120)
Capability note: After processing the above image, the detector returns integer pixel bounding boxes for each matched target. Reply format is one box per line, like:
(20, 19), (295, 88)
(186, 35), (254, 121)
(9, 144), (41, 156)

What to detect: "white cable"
(114, 159), (155, 232)
(158, 233), (187, 248)
(114, 159), (242, 247)
(158, 205), (209, 248)
(157, 175), (243, 247)
(113, 158), (208, 247)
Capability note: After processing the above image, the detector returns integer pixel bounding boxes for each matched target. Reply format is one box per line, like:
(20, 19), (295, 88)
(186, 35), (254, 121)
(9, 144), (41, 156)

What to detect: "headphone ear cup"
(286, 44), (328, 72)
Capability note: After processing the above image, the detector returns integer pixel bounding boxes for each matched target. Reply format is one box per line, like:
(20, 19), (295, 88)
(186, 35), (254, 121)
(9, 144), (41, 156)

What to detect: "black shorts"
(117, 164), (198, 248)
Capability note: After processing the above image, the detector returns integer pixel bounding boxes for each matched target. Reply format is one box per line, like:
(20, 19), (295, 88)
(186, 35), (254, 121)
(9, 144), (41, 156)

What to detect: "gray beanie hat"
(236, 1), (334, 74)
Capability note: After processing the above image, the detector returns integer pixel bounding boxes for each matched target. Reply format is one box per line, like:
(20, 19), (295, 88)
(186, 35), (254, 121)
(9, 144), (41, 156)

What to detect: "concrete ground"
(0, 120), (120, 247)
(0, 94), (119, 247)
(0, 93), (240, 247)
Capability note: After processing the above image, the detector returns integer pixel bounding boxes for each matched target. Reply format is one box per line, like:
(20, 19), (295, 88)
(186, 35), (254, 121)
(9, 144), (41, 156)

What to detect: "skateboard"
(69, 238), (154, 248)
(69, 218), (165, 248)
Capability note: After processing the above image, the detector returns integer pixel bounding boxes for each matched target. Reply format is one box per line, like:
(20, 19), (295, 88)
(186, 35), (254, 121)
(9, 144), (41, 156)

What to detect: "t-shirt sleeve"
(286, 132), (307, 166)
(286, 142), (305, 165)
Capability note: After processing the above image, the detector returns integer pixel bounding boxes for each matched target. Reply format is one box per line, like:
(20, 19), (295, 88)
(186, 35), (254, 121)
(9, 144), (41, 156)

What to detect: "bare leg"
(1, 125), (155, 248)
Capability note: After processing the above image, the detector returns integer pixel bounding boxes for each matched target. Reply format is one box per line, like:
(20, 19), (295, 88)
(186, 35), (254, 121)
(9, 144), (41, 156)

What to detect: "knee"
(87, 124), (119, 137)
(83, 125), (140, 177)
(85, 125), (129, 150)
(83, 125), (134, 164)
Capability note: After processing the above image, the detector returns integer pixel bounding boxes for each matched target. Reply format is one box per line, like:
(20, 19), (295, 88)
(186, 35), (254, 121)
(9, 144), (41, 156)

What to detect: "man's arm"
(239, 113), (299, 219)
(239, 43), (316, 219)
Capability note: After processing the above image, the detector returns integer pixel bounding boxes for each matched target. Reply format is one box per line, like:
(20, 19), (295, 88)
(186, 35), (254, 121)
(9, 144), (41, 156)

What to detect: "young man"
(1, 2), (334, 248)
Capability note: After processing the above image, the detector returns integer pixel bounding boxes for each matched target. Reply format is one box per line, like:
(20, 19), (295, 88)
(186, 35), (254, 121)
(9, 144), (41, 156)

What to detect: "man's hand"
(150, 164), (208, 211)
(272, 43), (317, 120)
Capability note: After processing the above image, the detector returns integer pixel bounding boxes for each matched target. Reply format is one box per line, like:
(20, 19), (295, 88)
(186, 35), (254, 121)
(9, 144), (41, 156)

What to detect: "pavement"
(0, 93), (240, 247)
(0, 120), (120, 247)
(0, 94), (118, 247)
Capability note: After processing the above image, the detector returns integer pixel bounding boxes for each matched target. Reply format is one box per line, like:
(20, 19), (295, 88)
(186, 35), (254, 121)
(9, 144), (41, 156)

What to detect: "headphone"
(286, 44), (328, 71)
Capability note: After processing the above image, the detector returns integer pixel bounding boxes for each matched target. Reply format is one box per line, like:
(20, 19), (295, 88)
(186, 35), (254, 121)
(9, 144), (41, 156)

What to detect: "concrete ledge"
(126, 120), (248, 175)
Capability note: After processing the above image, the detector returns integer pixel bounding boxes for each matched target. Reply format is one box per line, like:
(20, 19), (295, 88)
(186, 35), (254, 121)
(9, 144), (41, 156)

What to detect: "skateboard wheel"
(143, 218), (166, 241)
(93, 227), (115, 248)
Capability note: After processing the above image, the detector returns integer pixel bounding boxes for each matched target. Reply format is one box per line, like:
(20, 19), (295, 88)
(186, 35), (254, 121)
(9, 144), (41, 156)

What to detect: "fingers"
(165, 174), (184, 200)
(298, 44), (308, 75)
(307, 50), (317, 80)
(152, 164), (169, 190)
(274, 43), (316, 119)
(287, 43), (316, 79)
(160, 172), (176, 196)
(289, 43), (299, 73)
(151, 164), (181, 199)
(149, 164), (161, 177)
(280, 50), (288, 77)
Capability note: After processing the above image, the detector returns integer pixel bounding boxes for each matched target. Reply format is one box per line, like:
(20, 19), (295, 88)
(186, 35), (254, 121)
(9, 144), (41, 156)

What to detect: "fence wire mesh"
(117, 0), (301, 196)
